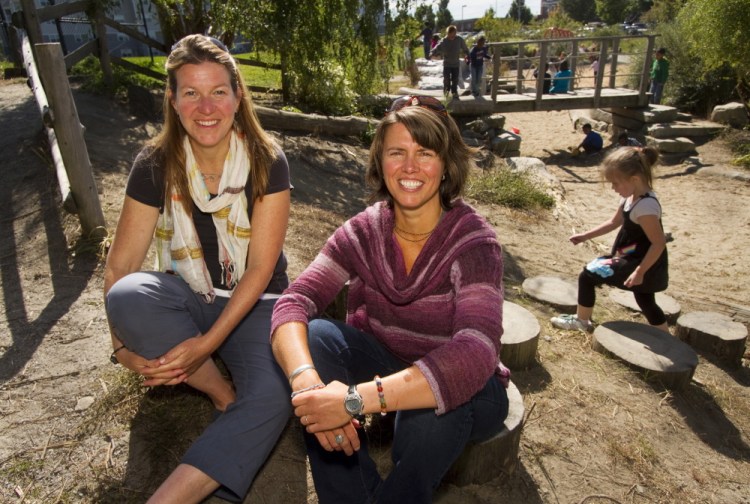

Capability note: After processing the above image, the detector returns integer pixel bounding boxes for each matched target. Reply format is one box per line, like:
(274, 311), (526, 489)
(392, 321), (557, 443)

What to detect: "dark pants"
(578, 268), (666, 325)
(443, 65), (460, 96)
(106, 272), (291, 502)
(304, 318), (508, 504)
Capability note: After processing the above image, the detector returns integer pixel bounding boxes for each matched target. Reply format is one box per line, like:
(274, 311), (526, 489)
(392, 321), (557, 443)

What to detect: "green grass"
(124, 52), (282, 90)
(723, 128), (750, 169)
(467, 166), (556, 211)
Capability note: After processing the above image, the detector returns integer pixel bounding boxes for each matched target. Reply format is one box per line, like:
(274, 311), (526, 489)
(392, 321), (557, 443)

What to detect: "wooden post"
(515, 43), (524, 94)
(21, 33), (75, 214)
(35, 43), (107, 240)
(490, 50), (500, 102)
(608, 37), (620, 89)
(640, 36), (656, 107)
(20, 0), (43, 56)
(593, 39), (607, 108)
(536, 41), (548, 107)
(569, 39), (578, 91)
(92, 6), (113, 87)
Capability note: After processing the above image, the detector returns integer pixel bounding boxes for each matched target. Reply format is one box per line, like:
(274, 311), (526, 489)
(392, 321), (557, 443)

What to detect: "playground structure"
(449, 33), (657, 116)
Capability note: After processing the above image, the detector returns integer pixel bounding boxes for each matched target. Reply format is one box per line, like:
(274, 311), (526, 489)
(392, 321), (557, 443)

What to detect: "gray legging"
(106, 271), (291, 502)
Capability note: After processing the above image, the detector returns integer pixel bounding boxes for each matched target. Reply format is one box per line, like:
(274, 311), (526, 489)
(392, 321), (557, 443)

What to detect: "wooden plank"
(112, 57), (165, 81)
(101, 16), (168, 54)
(234, 57), (282, 70)
(20, 0), (43, 50)
(21, 34), (75, 213)
(35, 43), (107, 239)
(34, 0), (88, 23)
(62, 39), (97, 70)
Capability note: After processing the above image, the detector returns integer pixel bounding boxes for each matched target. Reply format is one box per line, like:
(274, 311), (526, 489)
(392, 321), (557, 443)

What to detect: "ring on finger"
(334, 434), (344, 445)
(303, 415), (309, 425)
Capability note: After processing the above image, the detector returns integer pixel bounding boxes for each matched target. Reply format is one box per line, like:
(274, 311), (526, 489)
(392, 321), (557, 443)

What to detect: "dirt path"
(1, 79), (749, 503)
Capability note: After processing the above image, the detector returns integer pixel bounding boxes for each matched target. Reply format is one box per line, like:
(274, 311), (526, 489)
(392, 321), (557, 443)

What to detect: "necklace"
(394, 225), (434, 237)
(394, 227), (433, 242)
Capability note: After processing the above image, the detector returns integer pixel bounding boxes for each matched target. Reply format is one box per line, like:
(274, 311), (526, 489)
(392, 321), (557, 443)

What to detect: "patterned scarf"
(155, 130), (251, 302)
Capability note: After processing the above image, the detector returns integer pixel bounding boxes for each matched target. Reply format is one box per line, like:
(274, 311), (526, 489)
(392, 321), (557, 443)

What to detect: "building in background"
(1, 0), (163, 59)
(540, 0), (561, 18)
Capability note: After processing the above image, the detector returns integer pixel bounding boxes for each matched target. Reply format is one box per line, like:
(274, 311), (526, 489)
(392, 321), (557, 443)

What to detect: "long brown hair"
(153, 34), (277, 213)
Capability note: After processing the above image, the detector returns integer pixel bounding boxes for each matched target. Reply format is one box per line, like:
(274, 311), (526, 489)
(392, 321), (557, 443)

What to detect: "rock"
(610, 112), (645, 132)
(647, 120), (726, 139)
(646, 136), (696, 154)
(466, 119), (490, 134)
(75, 396), (95, 411)
(484, 113), (506, 130)
(462, 136), (482, 147)
(710, 102), (748, 129)
(506, 157), (560, 189)
(608, 104), (678, 124)
(491, 131), (521, 155)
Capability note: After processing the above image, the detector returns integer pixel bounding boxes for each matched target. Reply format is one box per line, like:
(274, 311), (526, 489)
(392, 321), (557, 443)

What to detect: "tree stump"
(443, 380), (525, 486)
(609, 290), (682, 324)
(675, 311), (748, 366)
(592, 321), (698, 389)
(501, 301), (540, 370)
(521, 276), (577, 313)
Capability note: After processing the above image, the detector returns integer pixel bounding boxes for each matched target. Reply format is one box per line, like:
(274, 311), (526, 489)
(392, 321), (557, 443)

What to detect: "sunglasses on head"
(171, 35), (229, 53)
(388, 95), (448, 116)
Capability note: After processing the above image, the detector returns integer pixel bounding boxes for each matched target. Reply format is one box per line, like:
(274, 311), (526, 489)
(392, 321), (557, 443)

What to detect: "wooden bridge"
(437, 34), (658, 116)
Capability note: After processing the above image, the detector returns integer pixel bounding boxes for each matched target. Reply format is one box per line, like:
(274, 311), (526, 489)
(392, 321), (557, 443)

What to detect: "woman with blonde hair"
(104, 34), (292, 503)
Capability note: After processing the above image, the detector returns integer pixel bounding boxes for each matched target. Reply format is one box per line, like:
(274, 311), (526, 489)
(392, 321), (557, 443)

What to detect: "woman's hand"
(140, 336), (211, 386)
(292, 380), (353, 432)
(115, 348), (188, 386)
(312, 423), (361, 456)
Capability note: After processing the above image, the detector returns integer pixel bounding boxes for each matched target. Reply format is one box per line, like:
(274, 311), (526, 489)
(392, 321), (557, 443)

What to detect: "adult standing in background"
(468, 35), (492, 98)
(420, 22), (433, 60)
(649, 47), (669, 104)
(430, 25), (469, 100)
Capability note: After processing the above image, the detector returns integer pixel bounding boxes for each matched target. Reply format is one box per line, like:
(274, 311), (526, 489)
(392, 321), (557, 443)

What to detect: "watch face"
(345, 396), (361, 414)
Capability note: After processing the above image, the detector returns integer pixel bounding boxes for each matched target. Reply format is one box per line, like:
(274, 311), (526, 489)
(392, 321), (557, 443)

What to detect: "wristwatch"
(344, 384), (365, 422)
(110, 344), (126, 364)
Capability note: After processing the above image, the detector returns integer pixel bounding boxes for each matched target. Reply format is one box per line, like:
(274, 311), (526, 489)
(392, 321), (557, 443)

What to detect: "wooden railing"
(486, 34), (657, 109)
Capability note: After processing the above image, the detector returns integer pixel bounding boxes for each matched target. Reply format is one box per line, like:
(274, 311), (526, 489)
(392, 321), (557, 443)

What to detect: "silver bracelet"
(288, 363), (316, 387)
(290, 383), (325, 399)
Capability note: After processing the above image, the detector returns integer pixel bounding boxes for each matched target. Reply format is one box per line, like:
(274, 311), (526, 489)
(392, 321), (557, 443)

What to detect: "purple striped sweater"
(271, 199), (509, 414)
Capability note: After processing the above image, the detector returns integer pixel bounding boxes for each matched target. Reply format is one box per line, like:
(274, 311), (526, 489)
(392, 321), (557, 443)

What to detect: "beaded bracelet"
(374, 375), (387, 416)
(290, 383), (324, 399)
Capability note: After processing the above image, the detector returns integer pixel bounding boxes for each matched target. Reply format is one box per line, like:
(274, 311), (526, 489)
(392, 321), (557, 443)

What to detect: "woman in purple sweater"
(271, 97), (510, 503)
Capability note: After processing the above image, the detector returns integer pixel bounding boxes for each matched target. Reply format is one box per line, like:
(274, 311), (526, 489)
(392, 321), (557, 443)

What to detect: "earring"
(441, 174), (446, 181)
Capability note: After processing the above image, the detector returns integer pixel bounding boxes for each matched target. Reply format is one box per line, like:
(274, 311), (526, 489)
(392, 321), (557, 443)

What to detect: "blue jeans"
(443, 65), (460, 96)
(305, 318), (509, 504)
(470, 65), (484, 96)
(649, 80), (665, 104)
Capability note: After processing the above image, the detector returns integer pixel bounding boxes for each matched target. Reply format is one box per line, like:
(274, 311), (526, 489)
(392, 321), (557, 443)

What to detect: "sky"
(447, 0), (542, 21)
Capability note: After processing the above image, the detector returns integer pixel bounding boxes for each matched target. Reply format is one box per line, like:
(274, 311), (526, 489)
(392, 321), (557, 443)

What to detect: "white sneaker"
(550, 314), (594, 333)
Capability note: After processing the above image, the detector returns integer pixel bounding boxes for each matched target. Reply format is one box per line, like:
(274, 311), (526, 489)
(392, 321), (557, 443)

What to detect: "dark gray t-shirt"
(126, 145), (291, 293)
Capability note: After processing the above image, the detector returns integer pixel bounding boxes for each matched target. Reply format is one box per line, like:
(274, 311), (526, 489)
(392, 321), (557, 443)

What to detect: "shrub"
(467, 166), (555, 211)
